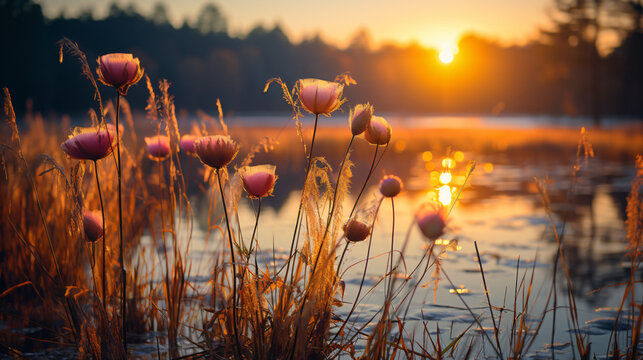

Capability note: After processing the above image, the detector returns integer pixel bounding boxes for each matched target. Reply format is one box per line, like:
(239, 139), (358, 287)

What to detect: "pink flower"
(297, 78), (344, 116)
(240, 165), (277, 198)
(97, 53), (144, 95)
(61, 127), (115, 161)
(83, 211), (103, 242)
(416, 203), (447, 241)
(106, 123), (124, 137)
(379, 175), (403, 198)
(343, 218), (371, 242)
(195, 135), (238, 169)
(145, 135), (170, 161)
(364, 116), (391, 145)
(349, 103), (373, 136)
(180, 134), (197, 155)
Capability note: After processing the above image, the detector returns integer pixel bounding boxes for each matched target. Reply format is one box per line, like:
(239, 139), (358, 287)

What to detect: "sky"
(39, 0), (553, 50)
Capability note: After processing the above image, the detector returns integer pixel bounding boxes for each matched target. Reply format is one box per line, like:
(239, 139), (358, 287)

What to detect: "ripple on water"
(594, 307), (639, 318)
(568, 325), (608, 336)
(544, 342), (571, 350)
(499, 258), (550, 269)
(419, 310), (456, 321)
(585, 317), (632, 331)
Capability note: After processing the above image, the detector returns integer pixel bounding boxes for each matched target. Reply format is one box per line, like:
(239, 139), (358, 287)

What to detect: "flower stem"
(93, 160), (107, 308)
(330, 198), (383, 346)
(115, 92), (127, 353)
(326, 135), (355, 226)
(284, 114), (319, 285)
(386, 197), (395, 302)
(216, 168), (242, 358)
(335, 240), (349, 278)
(310, 134), (355, 295)
(349, 144), (379, 219)
(250, 198), (262, 279)
(474, 241), (503, 359)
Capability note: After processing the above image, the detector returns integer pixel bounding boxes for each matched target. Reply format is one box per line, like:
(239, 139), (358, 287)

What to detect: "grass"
(0, 41), (641, 359)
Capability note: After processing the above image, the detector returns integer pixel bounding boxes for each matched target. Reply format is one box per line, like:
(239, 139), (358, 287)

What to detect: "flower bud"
(180, 134), (197, 155)
(195, 135), (238, 169)
(83, 211), (103, 242)
(145, 135), (170, 161)
(416, 203), (447, 241)
(343, 218), (371, 243)
(240, 165), (277, 198)
(61, 127), (115, 161)
(349, 103), (373, 136)
(364, 116), (391, 145)
(379, 175), (403, 198)
(297, 78), (344, 116)
(97, 53), (144, 95)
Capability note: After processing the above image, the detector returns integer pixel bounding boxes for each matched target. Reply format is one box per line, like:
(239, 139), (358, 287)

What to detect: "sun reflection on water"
(438, 184), (452, 206)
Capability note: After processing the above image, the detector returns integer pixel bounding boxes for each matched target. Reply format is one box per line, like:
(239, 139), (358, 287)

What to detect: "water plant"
(0, 38), (640, 360)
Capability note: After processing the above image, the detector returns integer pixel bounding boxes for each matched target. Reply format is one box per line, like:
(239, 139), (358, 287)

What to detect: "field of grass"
(0, 41), (641, 360)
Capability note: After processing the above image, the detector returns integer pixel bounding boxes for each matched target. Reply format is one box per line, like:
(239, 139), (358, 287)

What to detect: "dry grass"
(0, 41), (641, 360)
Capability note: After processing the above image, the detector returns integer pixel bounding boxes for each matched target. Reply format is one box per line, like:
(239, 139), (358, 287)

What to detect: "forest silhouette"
(1, 0), (643, 121)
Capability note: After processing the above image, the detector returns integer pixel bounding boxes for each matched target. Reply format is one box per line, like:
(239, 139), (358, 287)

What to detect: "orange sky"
(42, 0), (553, 50)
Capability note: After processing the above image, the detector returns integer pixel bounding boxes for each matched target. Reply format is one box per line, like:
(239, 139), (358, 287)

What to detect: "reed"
(0, 39), (640, 360)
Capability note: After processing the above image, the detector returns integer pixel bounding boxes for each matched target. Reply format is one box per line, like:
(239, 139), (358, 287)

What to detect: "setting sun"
(439, 50), (454, 64)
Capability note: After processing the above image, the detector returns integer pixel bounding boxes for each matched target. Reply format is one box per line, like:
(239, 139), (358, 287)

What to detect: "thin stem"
(386, 197), (395, 302)
(329, 199), (383, 346)
(94, 160), (107, 308)
(250, 198), (262, 279)
(335, 241), (350, 278)
(474, 241), (503, 359)
(349, 144), (379, 219)
(311, 134), (355, 300)
(217, 168), (242, 359)
(250, 198), (263, 358)
(158, 160), (171, 302)
(115, 92), (127, 352)
(307, 134), (356, 322)
(283, 114), (319, 287)
(325, 135), (355, 227)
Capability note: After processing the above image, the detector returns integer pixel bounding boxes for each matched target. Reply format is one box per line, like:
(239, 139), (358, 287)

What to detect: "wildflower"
(240, 165), (277, 198)
(379, 175), (403, 198)
(195, 135), (238, 169)
(96, 53), (144, 95)
(297, 78), (344, 116)
(416, 203), (447, 241)
(83, 211), (103, 242)
(61, 127), (115, 161)
(106, 123), (124, 137)
(180, 134), (197, 155)
(343, 218), (371, 242)
(145, 135), (170, 161)
(349, 103), (374, 136)
(364, 116), (391, 145)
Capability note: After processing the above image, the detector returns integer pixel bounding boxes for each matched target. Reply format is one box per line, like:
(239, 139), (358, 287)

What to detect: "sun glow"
(439, 50), (454, 64)
(438, 43), (459, 65)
